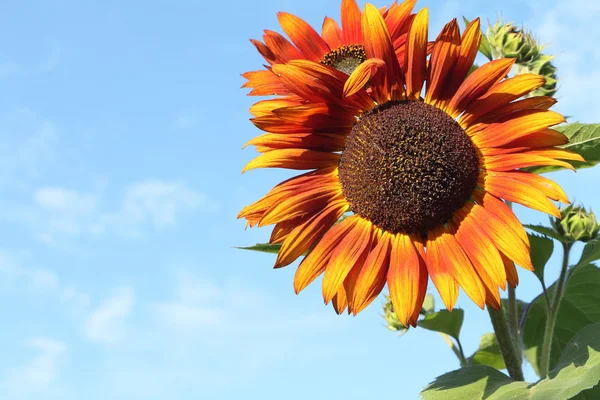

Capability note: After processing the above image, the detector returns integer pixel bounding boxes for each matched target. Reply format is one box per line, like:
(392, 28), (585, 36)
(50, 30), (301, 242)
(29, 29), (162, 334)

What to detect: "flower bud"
(515, 54), (558, 98)
(383, 296), (408, 334)
(486, 21), (541, 64)
(551, 204), (600, 243)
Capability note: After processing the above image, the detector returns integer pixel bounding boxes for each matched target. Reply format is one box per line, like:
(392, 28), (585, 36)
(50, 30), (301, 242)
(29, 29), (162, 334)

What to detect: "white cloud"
(0, 337), (66, 398)
(0, 250), (89, 307)
(84, 287), (135, 345)
(0, 110), (58, 186)
(34, 188), (97, 213)
(528, 0), (600, 122)
(121, 180), (207, 227)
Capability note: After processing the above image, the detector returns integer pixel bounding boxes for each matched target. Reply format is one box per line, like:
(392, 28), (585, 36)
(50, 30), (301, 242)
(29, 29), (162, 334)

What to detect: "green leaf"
(528, 233), (554, 284)
(576, 240), (600, 269)
(525, 224), (565, 242)
(526, 123), (600, 174)
(235, 243), (281, 254)
(529, 322), (600, 399)
(418, 309), (464, 340)
(463, 16), (493, 61)
(522, 264), (600, 376)
(422, 323), (600, 399)
(420, 365), (518, 400)
(468, 333), (506, 370)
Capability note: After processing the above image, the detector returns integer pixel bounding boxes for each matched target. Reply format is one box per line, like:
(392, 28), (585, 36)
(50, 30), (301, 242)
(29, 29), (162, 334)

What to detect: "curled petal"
(343, 58), (386, 97)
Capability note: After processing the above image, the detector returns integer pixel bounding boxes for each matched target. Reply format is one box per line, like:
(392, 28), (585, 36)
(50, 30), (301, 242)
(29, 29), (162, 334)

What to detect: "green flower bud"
(551, 204), (600, 243)
(486, 20), (542, 64)
(515, 55), (558, 98)
(383, 296), (408, 334)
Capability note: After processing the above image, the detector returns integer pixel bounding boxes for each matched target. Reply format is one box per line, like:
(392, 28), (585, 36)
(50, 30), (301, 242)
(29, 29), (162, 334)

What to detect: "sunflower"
(239, 5), (583, 327)
(242, 0), (418, 97)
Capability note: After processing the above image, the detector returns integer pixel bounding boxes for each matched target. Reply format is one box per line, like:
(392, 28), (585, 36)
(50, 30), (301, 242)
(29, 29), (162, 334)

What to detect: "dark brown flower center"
(338, 101), (480, 235)
(320, 44), (367, 75)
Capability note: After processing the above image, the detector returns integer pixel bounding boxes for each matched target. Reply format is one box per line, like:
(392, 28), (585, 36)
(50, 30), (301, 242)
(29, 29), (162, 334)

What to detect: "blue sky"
(0, 0), (599, 399)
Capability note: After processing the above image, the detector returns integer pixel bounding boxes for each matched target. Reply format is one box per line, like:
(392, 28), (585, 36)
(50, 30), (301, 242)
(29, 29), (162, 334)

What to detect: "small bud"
(515, 55), (558, 98)
(383, 296), (408, 334)
(551, 204), (600, 243)
(486, 20), (542, 64)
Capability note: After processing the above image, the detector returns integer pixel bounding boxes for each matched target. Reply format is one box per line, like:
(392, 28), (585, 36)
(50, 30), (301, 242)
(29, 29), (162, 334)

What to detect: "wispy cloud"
(2, 179), (211, 245)
(84, 287), (135, 345)
(0, 250), (89, 307)
(120, 180), (208, 227)
(0, 109), (58, 186)
(0, 337), (67, 399)
(528, 0), (600, 121)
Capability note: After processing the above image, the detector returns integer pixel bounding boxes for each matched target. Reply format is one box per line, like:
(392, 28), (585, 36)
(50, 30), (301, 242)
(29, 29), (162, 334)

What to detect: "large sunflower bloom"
(239, 5), (583, 327)
(242, 0), (418, 97)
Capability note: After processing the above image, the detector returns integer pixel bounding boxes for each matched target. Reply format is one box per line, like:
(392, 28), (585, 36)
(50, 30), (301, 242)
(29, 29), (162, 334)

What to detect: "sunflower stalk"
(539, 242), (573, 378)
(487, 306), (524, 381)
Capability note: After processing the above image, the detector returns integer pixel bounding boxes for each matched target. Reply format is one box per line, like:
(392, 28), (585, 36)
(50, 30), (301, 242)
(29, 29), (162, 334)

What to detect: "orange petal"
(273, 103), (356, 128)
(469, 200), (533, 271)
(443, 18), (482, 105)
(501, 253), (519, 287)
(343, 248), (371, 314)
(467, 96), (557, 133)
(294, 216), (359, 294)
(452, 205), (507, 291)
(272, 60), (374, 110)
(241, 70), (290, 96)
(322, 217), (373, 303)
(250, 39), (277, 65)
(388, 233), (428, 327)
(242, 149), (340, 172)
(447, 58), (515, 117)
(332, 287), (349, 314)
(479, 129), (569, 156)
(275, 199), (348, 268)
(404, 8), (428, 100)
(259, 181), (342, 226)
(425, 19), (460, 107)
(277, 12), (330, 61)
(459, 74), (546, 127)
(263, 30), (303, 62)
(361, 3), (405, 102)
(384, 0), (417, 40)
(426, 228), (459, 311)
(483, 152), (580, 172)
(249, 97), (303, 117)
(472, 189), (529, 245)
(482, 170), (567, 212)
(471, 110), (566, 148)
(351, 231), (392, 315)
(244, 133), (346, 153)
(322, 16), (343, 49)
(436, 226), (487, 308)
(343, 58), (386, 97)
(408, 239), (429, 326)
(341, 0), (362, 45)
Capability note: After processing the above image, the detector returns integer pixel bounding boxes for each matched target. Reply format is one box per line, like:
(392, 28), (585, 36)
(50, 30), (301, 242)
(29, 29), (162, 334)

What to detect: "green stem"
(504, 200), (522, 363)
(507, 284), (521, 363)
(487, 306), (524, 381)
(539, 242), (572, 378)
(439, 333), (467, 367)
